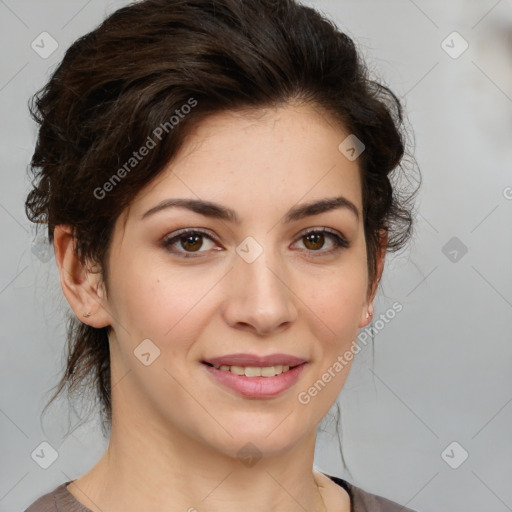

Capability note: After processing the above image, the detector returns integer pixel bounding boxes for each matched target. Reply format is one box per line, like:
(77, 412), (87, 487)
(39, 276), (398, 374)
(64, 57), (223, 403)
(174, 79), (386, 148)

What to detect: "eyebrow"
(141, 196), (359, 223)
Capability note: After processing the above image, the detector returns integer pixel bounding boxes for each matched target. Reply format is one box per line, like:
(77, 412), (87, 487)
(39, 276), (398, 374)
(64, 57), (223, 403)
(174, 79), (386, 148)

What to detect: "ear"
(359, 230), (387, 328)
(53, 225), (112, 328)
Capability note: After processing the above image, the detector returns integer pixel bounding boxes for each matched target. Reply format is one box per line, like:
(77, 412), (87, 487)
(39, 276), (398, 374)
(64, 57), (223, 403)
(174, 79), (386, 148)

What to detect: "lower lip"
(202, 363), (307, 398)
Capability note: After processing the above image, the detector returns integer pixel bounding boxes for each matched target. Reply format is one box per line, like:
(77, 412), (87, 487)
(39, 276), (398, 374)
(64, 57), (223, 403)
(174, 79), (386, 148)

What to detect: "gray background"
(1, 1), (511, 511)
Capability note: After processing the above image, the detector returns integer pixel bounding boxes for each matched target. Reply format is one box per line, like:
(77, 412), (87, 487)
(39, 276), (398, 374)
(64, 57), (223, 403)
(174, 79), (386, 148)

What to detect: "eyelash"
(161, 228), (349, 259)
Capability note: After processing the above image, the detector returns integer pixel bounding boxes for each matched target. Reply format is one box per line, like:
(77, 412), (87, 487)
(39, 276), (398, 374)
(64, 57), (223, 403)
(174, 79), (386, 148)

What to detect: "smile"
(202, 361), (307, 398)
(204, 362), (294, 377)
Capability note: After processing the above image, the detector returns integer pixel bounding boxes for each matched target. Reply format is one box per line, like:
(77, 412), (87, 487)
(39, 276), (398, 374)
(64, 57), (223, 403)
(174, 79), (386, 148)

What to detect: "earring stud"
(83, 312), (91, 318)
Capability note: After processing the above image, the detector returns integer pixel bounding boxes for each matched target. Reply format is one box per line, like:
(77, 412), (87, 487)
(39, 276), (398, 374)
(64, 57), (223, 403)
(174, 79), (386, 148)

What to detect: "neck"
(68, 401), (328, 512)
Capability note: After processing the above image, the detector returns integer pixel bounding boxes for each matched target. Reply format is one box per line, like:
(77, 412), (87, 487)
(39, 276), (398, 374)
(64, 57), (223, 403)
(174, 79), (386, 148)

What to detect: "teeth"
(212, 364), (292, 377)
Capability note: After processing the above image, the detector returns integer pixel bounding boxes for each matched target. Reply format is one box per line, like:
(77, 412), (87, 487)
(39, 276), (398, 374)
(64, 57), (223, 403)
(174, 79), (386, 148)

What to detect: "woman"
(24, 0), (419, 510)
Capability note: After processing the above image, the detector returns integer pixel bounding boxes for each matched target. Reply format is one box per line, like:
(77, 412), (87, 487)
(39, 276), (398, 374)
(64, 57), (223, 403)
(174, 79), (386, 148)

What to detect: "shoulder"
(323, 473), (420, 512)
(24, 481), (91, 512)
(24, 488), (57, 512)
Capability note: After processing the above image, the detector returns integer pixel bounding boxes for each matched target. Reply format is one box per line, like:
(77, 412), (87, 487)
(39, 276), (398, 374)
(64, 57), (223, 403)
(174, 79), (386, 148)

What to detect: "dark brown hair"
(26, 0), (418, 439)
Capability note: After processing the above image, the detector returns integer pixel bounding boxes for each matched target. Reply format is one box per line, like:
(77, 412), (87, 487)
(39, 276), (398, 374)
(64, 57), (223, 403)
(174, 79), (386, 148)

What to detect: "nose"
(221, 246), (298, 336)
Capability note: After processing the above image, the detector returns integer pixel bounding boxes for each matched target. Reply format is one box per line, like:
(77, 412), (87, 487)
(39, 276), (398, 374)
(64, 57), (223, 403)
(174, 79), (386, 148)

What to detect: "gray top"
(24, 475), (419, 512)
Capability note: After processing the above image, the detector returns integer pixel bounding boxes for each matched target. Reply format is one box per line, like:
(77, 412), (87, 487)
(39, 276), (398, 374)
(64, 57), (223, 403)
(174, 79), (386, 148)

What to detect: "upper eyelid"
(163, 227), (220, 244)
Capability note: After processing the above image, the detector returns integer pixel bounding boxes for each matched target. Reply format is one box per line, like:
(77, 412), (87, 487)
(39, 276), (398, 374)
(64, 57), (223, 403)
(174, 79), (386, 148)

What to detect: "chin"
(199, 416), (315, 461)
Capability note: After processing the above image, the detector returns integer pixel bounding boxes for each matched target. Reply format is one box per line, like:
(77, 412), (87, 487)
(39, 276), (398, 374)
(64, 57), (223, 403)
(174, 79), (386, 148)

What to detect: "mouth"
(201, 359), (308, 398)
(202, 352), (307, 369)
(201, 361), (303, 377)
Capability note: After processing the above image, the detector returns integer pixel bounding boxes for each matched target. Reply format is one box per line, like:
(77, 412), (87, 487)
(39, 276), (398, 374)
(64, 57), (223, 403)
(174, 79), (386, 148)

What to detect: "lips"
(202, 359), (308, 398)
(202, 353), (307, 368)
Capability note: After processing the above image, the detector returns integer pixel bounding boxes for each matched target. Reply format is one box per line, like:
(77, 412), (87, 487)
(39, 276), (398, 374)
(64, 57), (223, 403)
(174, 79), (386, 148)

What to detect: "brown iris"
(302, 232), (325, 251)
(180, 234), (203, 252)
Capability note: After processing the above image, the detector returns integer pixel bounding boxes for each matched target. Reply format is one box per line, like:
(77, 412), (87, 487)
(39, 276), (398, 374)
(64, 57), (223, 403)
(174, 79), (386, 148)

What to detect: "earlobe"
(358, 301), (374, 328)
(53, 225), (111, 328)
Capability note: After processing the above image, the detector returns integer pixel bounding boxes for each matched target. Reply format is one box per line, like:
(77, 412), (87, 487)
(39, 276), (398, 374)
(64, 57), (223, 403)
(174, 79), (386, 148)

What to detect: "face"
(92, 104), (377, 457)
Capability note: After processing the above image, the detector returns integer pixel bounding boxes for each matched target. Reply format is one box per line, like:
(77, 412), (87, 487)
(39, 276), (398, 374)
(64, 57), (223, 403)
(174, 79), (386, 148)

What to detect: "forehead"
(129, 104), (363, 221)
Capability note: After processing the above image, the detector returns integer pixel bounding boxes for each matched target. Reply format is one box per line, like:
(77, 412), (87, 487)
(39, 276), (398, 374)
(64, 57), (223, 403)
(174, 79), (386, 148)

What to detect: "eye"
(293, 228), (349, 256)
(161, 227), (349, 259)
(161, 229), (220, 258)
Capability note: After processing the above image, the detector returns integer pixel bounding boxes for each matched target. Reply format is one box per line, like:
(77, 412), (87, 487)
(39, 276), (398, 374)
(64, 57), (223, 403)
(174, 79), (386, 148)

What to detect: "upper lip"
(203, 353), (307, 367)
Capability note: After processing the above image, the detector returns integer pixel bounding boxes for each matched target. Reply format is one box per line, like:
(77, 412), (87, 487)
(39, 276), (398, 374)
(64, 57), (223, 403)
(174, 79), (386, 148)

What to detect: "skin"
(54, 103), (385, 512)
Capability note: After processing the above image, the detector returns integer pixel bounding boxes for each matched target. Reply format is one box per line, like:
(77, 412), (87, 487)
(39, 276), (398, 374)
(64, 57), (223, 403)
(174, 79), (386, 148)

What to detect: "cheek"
(109, 261), (219, 355)
(108, 236), (368, 348)
(305, 264), (368, 337)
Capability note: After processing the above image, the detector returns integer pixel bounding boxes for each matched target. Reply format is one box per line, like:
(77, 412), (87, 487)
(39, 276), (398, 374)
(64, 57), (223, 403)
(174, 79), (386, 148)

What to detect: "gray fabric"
(326, 475), (418, 512)
(25, 476), (419, 512)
